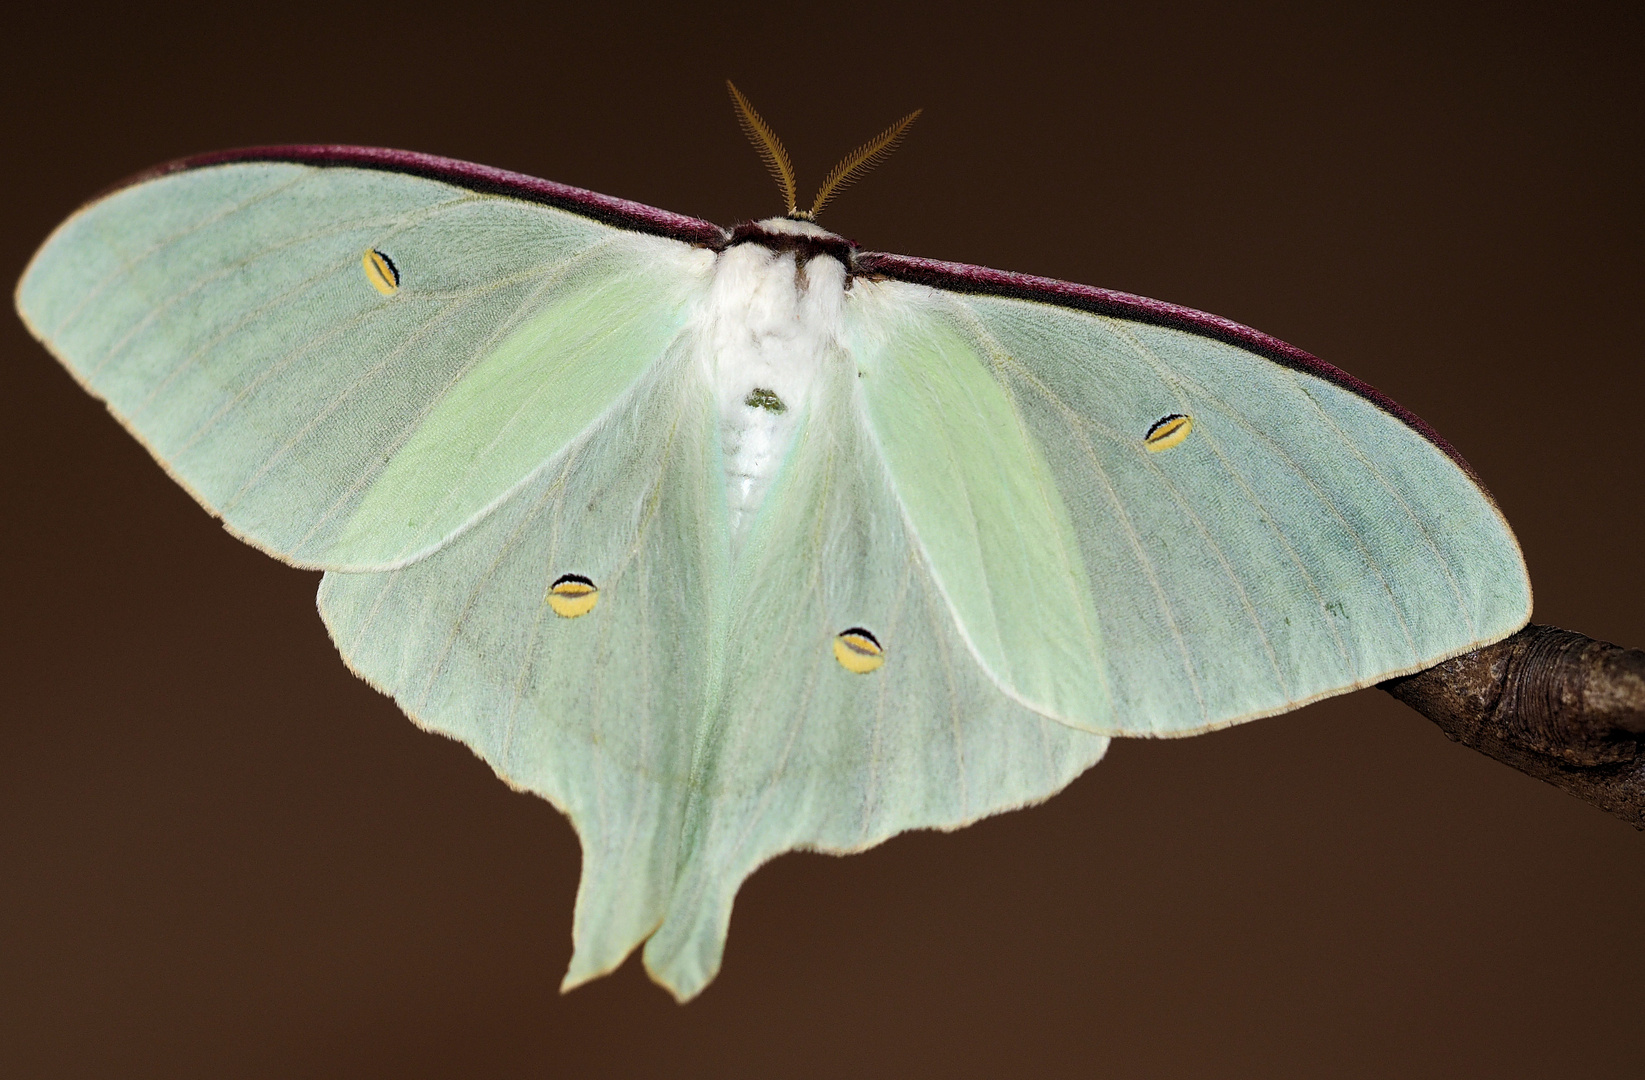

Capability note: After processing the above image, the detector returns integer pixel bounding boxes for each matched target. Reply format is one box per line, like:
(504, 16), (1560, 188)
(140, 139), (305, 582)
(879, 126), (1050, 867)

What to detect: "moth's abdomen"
(721, 389), (794, 536)
(698, 240), (847, 542)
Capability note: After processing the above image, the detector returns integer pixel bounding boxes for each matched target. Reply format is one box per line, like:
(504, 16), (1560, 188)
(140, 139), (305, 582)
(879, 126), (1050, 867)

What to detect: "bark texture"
(1382, 625), (1645, 827)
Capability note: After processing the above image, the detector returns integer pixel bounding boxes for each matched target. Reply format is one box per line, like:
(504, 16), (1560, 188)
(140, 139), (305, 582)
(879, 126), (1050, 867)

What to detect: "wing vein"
(94, 196), (478, 383)
(50, 171), (313, 341)
(279, 239), (634, 560)
(1290, 372), (1478, 642)
(1105, 322), (1359, 673)
(946, 301), (1211, 726)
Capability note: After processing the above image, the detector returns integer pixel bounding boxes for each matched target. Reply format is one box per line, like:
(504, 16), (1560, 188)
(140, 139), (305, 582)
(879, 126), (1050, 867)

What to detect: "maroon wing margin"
(854, 249), (1477, 482)
(90, 148), (1477, 480)
(105, 144), (732, 249)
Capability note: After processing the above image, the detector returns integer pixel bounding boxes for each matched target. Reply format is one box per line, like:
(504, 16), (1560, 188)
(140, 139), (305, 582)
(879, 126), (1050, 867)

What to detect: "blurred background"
(1, 2), (1640, 1076)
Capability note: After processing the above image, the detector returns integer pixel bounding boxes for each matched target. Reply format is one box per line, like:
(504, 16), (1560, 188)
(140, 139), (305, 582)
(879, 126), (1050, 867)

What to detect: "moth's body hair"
(744, 216), (834, 239)
(696, 219), (848, 543)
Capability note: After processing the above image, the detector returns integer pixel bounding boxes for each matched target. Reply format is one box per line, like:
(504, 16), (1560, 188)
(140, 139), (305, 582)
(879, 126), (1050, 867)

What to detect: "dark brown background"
(2, 2), (1641, 1076)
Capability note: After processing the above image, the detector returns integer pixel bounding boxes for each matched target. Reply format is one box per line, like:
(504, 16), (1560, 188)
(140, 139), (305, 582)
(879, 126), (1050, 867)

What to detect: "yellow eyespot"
(547, 574), (599, 618)
(1144, 413), (1192, 451)
(833, 628), (885, 673)
(362, 248), (400, 296)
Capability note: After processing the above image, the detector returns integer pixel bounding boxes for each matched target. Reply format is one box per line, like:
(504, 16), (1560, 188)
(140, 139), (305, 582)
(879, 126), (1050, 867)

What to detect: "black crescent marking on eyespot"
(552, 573), (595, 589)
(1146, 414), (1189, 440)
(839, 627), (881, 649)
(372, 248), (399, 286)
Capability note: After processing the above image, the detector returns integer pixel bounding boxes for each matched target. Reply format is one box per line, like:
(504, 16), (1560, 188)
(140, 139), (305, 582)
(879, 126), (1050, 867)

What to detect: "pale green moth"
(13, 86), (1531, 1001)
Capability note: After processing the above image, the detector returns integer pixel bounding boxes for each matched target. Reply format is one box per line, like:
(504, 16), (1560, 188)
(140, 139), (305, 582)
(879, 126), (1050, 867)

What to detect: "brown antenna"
(808, 108), (922, 220)
(726, 81), (798, 217)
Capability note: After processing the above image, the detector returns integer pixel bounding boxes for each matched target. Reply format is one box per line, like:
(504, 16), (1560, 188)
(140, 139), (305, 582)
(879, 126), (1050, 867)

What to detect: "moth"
(14, 84), (1530, 999)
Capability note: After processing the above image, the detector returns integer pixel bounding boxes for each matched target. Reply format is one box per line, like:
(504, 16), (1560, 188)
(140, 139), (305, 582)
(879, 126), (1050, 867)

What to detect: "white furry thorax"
(694, 221), (848, 542)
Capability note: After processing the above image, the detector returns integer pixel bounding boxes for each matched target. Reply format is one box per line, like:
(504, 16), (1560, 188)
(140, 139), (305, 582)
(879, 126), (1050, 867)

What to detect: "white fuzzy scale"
(693, 219), (848, 542)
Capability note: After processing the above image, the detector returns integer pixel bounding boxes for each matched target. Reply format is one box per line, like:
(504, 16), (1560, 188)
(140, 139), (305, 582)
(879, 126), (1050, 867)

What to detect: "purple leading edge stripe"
(853, 249), (1478, 482)
(98, 145), (1475, 482)
(110, 144), (732, 249)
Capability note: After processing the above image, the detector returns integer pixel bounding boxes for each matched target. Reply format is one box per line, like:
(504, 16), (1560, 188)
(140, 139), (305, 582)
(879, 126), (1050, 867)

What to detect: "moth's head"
(750, 217), (836, 238)
(725, 216), (857, 265)
(726, 80), (920, 224)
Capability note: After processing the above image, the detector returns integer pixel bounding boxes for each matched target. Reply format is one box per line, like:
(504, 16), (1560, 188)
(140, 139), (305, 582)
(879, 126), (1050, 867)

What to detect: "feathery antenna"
(808, 108), (922, 219)
(726, 81), (798, 217)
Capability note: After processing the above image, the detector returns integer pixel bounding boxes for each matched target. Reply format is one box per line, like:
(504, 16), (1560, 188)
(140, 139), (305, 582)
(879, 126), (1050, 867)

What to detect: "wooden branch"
(1381, 625), (1645, 827)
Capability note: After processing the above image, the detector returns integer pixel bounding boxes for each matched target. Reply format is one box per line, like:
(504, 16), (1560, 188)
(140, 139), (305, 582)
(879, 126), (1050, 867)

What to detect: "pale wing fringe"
(726, 81), (798, 216)
(809, 109), (921, 218)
